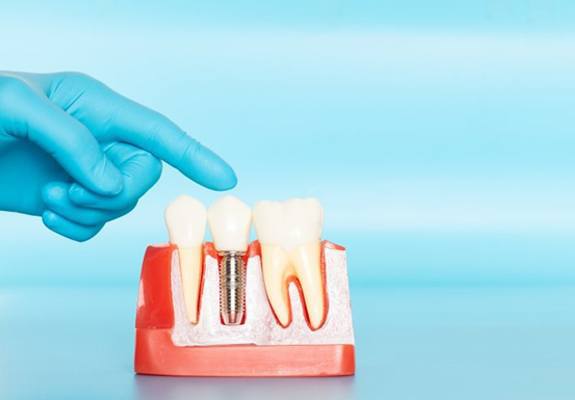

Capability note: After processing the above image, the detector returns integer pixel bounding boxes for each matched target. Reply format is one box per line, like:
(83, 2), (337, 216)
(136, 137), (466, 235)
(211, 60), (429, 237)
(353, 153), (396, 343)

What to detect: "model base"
(135, 328), (355, 377)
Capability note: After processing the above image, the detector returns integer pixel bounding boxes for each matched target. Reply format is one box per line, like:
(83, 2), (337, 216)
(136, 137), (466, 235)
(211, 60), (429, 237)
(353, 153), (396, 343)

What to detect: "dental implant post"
(207, 196), (252, 326)
(218, 251), (246, 325)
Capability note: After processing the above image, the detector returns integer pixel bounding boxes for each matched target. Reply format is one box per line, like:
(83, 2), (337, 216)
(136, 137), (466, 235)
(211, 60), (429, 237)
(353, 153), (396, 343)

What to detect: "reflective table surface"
(1, 284), (573, 399)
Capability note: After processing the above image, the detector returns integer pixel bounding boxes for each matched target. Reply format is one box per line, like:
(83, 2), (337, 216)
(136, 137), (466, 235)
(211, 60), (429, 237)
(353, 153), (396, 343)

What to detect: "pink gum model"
(134, 241), (355, 377)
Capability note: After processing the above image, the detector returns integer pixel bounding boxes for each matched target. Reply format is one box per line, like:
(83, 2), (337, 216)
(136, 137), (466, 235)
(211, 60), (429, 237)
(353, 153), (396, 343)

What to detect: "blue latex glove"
(0, 72), (237, 241)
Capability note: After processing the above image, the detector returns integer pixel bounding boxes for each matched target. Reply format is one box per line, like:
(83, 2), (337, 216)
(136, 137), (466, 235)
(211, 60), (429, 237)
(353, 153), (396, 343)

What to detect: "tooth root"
(290, 241), (326, 330)
(177, 246), (203, 324)
(261, 245), (293, 327)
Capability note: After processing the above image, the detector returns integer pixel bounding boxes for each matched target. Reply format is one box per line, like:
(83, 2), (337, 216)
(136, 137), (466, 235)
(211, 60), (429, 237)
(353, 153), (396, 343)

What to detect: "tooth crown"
(208, 195), (252, 252)
(165, 195), (207, 247)
(254, 198), (323, 249)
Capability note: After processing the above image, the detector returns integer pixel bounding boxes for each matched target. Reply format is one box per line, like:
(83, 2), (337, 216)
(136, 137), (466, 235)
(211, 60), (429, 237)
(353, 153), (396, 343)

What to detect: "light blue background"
(0, 1), (574, 399)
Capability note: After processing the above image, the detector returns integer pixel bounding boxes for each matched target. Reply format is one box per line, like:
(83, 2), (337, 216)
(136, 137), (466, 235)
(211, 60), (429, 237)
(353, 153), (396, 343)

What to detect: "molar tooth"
(165, 195), (207, 325)
(254, 198), (326, 330)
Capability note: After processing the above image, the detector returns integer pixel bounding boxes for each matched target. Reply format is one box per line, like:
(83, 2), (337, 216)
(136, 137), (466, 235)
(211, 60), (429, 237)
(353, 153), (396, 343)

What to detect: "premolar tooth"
(254, 198), (326, 330)
(165, 195), (207, 325)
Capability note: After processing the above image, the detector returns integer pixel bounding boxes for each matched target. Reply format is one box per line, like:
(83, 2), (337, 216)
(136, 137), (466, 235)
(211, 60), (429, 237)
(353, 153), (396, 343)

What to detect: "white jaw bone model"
(165, 195), (354, 346)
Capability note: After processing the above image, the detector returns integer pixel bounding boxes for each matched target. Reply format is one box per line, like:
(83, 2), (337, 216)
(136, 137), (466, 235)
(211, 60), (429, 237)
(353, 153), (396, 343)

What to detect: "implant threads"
(218, 251), (247, 325)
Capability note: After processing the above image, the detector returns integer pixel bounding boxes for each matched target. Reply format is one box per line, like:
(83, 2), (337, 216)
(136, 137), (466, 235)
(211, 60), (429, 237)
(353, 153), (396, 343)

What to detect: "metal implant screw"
(218, 251), (246, 325)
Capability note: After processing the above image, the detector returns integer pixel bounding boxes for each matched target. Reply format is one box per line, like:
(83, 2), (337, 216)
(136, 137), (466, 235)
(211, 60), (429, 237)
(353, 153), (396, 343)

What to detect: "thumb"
(0, 76), (123, 195)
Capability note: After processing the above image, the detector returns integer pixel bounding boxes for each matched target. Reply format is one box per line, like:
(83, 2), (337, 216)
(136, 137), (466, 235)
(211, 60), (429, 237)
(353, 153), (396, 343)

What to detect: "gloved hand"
(0, 72), (237, 241)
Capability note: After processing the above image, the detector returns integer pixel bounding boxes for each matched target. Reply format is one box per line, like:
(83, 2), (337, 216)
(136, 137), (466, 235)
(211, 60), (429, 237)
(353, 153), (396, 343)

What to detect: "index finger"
(44, 73), (237, 191)
(111, 101), (237, 191)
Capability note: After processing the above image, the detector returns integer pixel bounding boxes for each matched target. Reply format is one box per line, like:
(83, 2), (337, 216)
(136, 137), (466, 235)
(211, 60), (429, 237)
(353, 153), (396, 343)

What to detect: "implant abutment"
(218, 251), (247, 325)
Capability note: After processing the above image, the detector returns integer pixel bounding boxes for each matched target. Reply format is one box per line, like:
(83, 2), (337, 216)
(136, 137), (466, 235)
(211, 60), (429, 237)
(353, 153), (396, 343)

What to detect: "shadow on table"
(134, 374), (356, 400)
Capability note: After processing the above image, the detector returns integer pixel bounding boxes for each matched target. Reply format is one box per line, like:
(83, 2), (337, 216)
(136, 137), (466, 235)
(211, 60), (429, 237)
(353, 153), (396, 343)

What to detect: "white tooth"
(207, 195), (252, 252)
(165, 195), (206, 324)
(253, 198), (326, 330)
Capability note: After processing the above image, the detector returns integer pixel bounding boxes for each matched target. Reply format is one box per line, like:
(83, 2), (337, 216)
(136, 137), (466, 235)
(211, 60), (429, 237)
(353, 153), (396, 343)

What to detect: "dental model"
(207, 196), (252, 325)
(135, 196), (355, 377)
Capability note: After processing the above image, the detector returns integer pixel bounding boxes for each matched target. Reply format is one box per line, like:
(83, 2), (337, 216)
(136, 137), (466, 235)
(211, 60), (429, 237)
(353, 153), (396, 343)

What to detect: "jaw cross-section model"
(134, 195), (355, 377)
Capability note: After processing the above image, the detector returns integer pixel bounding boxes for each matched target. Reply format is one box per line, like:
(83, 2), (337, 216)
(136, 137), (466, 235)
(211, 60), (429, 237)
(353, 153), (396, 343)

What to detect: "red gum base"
(135, 241), (354, 377)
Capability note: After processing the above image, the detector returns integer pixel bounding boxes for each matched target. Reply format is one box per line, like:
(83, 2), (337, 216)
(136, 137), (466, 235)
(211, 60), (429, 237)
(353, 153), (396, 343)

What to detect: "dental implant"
(207, 196), (252, 326)
(218, 251), (247, 324)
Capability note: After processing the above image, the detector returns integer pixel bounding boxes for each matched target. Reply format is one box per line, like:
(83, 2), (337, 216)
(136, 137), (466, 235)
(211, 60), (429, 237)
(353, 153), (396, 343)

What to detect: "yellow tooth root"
(177, 246), (204, 324)
(261, 242), (327, 330)
(261, 245), (293, 327)
(290, 242), (325, 330)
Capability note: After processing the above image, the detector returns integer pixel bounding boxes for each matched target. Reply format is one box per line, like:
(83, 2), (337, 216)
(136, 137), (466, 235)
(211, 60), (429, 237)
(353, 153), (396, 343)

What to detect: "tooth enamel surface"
(254, 198), (326, 330)
(165, 195), (206, 324)
(207, 195), (252, 252)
